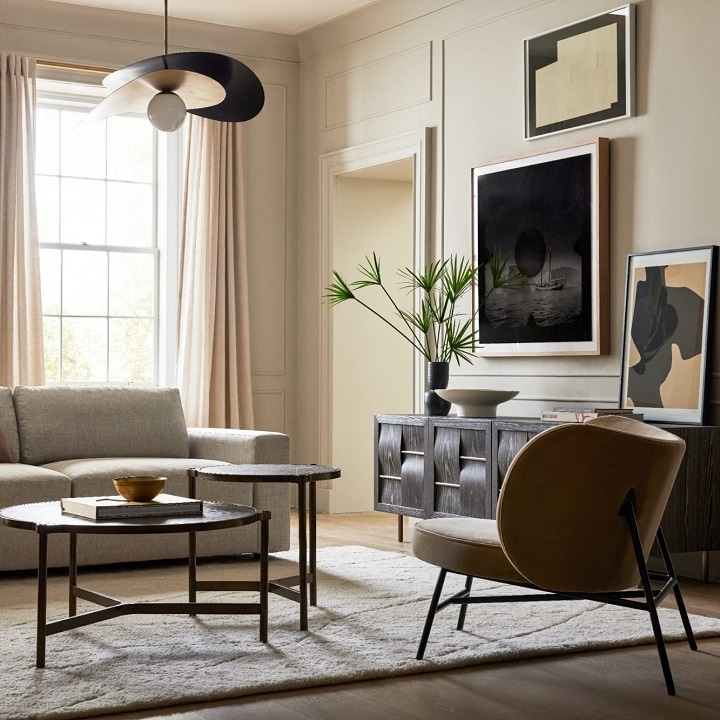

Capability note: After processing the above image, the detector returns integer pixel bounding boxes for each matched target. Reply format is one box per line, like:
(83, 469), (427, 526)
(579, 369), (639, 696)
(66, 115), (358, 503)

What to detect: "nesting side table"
(189, 463), (341, 629)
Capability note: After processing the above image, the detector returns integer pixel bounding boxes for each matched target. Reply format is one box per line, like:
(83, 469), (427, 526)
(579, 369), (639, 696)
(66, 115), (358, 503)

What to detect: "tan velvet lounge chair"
(412, 415), (697, 695)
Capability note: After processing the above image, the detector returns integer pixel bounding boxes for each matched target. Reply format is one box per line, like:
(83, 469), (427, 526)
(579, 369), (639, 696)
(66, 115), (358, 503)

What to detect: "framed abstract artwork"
(524, 4), (635, 140)
(472, 138), (609, 356)
(619, 246), (718, 424)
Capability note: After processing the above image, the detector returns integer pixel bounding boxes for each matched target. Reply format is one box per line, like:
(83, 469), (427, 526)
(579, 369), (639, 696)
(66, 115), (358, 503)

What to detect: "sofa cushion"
(0, 424), (10, 463)
(0, 465), (73, 571)
(0, 387), (20, 462)
(14, 385), (190, 465)
(0, 463), (72, 492)
(43, 456), (243, 502)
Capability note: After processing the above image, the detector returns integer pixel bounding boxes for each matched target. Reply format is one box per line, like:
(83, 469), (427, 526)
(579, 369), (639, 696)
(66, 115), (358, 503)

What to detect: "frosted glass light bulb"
(147, 91), (186, 132)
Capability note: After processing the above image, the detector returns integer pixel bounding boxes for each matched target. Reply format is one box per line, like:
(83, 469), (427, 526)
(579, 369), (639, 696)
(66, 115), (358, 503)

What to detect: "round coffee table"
(0, 500), (270, 668)
(188, 464), (341, 630)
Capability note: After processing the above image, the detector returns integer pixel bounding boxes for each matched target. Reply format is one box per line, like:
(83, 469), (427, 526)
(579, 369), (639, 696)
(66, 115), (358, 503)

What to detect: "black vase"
(424, 361), (451, 416)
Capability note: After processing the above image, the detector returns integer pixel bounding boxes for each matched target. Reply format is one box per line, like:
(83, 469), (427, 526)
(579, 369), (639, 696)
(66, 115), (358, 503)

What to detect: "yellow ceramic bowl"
(112, 476), (166, 502)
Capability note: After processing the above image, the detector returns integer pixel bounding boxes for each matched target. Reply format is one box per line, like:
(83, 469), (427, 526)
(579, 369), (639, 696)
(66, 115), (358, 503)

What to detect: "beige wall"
(0, 0), (300, 449)
(297, 0), (720, 485)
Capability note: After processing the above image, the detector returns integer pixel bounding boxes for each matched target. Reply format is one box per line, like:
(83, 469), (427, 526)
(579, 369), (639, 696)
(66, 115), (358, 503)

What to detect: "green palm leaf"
(324, 250), (521, 365)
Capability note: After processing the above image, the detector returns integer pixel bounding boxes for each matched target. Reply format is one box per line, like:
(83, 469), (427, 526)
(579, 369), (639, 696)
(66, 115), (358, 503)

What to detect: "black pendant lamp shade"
(83, 0), (265, 131)
(100, 52), (265, 123)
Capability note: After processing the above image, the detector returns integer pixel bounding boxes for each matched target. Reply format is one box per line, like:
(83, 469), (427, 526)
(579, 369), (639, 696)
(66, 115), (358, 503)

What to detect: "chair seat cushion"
(412, 517), (527, 583)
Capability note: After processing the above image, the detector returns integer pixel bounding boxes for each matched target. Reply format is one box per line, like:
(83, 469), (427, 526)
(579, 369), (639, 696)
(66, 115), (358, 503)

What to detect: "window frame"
(35, 76), (181, 387)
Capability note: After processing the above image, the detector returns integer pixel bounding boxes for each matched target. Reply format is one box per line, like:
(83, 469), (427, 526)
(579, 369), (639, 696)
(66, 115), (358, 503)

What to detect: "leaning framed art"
(619, 245), (718, 424)
(524, 4), (635, 140)
(472, 137), (609, 356)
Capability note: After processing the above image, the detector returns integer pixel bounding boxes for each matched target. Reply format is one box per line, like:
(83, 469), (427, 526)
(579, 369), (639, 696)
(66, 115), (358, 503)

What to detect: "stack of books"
(61, 493), (203, 520)
(540, 407), (644, 423)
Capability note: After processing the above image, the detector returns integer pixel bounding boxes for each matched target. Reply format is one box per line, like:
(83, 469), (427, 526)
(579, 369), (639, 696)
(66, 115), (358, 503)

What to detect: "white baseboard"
(649, 551), (720, 583)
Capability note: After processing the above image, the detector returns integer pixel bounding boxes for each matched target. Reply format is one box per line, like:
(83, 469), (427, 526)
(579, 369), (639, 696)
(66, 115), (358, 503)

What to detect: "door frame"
(318, 128), (432, 502)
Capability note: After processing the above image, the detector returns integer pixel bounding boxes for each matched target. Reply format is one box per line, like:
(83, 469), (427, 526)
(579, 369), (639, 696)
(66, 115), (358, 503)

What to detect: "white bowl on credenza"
(435, 389), (519, 418)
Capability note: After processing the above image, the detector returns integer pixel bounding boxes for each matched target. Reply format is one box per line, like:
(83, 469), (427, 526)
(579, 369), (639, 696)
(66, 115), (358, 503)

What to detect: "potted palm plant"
(324, 251), (523, 415)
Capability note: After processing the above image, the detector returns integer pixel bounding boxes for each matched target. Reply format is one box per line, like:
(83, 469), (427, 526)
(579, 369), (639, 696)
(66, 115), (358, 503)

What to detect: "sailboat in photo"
(534, 241), (565, 291)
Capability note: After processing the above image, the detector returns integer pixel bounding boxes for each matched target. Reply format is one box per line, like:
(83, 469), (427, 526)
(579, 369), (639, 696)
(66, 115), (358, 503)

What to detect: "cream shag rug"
(3, 545), (720, 720)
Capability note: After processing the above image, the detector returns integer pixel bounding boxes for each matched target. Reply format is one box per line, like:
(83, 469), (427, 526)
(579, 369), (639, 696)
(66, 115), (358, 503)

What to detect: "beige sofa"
(0, 385), (290, 572)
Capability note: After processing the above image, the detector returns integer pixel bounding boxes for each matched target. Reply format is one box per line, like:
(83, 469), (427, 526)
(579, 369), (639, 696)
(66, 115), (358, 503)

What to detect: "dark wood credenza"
(374, 415), (720, 560)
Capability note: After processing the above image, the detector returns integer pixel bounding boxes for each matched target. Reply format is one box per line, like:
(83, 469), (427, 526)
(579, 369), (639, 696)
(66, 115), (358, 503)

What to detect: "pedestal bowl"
(435, 389), (518, 418)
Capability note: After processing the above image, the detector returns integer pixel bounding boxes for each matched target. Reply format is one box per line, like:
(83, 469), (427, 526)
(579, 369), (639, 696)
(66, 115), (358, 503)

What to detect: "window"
(35, 81), (180, 385)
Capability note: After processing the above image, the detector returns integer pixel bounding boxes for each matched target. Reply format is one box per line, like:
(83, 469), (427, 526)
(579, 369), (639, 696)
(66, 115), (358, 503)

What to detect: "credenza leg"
(702, 550), (710, 583)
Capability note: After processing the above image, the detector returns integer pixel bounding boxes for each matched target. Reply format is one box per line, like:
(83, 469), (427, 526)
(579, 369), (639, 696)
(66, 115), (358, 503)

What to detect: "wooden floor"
(24, 512), (720, 718)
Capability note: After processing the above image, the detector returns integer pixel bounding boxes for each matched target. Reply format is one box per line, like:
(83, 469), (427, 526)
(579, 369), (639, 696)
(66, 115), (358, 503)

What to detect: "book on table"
(540, 408), (644, 423)
(60, 493), (203, 520)
(551, 407), (638, 415)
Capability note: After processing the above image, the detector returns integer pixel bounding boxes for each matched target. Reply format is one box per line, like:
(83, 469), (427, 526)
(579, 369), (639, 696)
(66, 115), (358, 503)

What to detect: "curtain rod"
(37, 60), (112, 75)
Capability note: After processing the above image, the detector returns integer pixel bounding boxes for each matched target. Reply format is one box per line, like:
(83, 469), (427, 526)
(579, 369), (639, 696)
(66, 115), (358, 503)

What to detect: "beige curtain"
(0, 54), (44, 387)
(177, 115), (254, 429)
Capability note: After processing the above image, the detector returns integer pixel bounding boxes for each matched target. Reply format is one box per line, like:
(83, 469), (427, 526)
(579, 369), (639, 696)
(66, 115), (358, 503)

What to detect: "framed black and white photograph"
(619, 246), (718, 424)
(524, 4), (635, 140)
(473, 138), (609, 356)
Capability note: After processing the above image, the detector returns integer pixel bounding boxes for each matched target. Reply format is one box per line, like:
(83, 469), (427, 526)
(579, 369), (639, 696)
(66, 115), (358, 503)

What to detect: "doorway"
(319, 130), (430, 513)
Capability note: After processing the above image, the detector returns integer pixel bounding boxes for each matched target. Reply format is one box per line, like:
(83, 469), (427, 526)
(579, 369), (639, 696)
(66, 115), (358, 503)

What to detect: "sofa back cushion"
(14, 386), (189, 465)
(0, 425), (10, 462)
(0, 387), (20, 462)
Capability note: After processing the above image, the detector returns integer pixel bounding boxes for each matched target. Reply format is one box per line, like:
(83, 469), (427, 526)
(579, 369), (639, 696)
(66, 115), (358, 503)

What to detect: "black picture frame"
(525, 4), (635, 140)
(473, 138), (609, 356)
(619, 245), (718, 424)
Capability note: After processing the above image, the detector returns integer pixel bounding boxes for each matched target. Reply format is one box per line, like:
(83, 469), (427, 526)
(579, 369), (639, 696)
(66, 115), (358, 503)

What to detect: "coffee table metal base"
(1, 501), (270, 668)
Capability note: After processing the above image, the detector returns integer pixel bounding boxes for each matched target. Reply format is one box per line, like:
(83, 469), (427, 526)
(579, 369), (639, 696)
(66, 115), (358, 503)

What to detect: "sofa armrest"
(188, 428), (290, 465)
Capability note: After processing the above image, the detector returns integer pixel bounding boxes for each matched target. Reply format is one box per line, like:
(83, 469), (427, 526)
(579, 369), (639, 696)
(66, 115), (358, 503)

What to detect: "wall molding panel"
(325, 43), (432, 128)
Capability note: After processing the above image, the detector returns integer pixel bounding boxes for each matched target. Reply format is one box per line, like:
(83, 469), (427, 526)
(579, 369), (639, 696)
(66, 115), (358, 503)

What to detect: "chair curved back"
(496, 416), (686, 593)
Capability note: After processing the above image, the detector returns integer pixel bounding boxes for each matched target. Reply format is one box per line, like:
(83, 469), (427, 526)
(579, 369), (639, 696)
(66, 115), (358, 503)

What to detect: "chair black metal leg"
(656, 526), (697, 651)
(622, 492), (675, 695)
(640, 568), (676, 695)
(671, 582), (697, 651)
(456, 575), (473, 631)
(671, 583), (697, 651)
(417, 568), (447, 660)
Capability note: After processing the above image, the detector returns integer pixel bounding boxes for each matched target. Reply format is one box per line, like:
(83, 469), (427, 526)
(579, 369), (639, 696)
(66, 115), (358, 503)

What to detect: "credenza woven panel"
(433, 426), (488, 518)
(375, 416), (426, 516)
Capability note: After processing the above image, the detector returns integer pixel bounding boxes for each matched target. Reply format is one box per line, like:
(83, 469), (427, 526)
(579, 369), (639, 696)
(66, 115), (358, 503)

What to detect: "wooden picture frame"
(619, 246), (718, 424)
(473, 138), (609, 356)
(524, 4), (635, 140)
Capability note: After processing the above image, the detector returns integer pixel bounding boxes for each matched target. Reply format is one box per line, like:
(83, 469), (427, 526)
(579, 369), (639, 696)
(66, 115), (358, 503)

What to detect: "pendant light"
(83, 0), (264, 131)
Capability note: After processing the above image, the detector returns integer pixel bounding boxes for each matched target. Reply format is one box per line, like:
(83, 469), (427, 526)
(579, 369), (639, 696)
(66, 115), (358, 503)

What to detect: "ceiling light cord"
(152, 0), (185, 131)
(164, 0), (169, 56)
